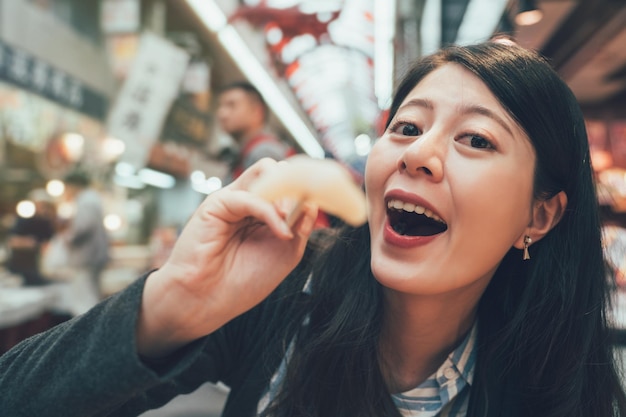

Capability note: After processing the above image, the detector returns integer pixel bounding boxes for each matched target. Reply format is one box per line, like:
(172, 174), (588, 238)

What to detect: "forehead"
(219, 88), (251, 105)
(406, 65), (525, 128)
(404, 64), (503, 110)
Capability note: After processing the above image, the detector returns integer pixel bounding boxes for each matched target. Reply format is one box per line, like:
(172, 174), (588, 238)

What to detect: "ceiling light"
(113, 174), (146, 190)
(103, 214), (123, 232)
(266, 26), (283, 45)
(192, 176), (223, 195)
(190, 170), (206, 184)
(138, 168), (176, 189)
(101, 137), (126, 162)
(115, 162), (136, 177)
(16, 200), (36, 218)
(61, 132), (85, 161)
(354, 133), (372, 156)
(46, 179), (65, 197)
(515, 0), (543, 26)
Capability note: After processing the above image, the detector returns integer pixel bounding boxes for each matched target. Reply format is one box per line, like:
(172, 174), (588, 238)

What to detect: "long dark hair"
(262, 42), (626, 416)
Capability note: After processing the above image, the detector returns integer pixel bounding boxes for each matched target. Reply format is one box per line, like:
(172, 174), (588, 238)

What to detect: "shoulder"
(243, 134), (292, 167)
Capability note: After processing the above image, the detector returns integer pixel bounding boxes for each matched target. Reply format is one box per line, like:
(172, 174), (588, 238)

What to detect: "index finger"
(227, 158), (282, 192)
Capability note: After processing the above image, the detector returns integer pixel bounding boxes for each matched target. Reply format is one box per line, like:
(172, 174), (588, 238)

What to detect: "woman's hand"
(136, 159), (318, 357)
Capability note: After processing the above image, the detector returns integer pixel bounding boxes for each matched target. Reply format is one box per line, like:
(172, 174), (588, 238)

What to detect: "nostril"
(400, 161), (433, 176)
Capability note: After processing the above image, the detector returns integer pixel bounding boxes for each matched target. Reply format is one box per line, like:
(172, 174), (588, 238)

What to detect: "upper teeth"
(387, 199), (445, 223)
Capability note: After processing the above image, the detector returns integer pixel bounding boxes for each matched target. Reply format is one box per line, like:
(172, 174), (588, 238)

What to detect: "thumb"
(292, 202), (318, 242)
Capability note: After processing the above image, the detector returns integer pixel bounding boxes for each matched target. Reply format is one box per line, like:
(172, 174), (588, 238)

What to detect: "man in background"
(217, 81), (294, 182)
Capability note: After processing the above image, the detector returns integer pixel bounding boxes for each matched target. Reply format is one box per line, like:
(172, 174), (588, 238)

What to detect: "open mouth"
(387, 199), (448, 237)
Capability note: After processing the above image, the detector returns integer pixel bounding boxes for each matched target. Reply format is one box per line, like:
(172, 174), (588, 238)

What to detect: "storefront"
(0, 39), (113, 236)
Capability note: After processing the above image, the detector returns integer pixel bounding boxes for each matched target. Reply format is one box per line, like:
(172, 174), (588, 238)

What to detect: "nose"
(397, 131), (445, 181)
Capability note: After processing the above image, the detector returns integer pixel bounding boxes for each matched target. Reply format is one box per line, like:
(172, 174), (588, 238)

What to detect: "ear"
(513, 191), (568, 249)
(252, 103), (266, 125)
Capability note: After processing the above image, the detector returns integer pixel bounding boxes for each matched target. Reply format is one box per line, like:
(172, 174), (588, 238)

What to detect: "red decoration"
(230, 5), (341, 40)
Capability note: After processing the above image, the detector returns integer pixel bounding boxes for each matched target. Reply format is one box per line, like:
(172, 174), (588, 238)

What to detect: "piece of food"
(249, 156), (367, 226)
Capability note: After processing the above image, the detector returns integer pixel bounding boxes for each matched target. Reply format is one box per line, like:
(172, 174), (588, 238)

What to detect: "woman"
(1, 42), (624, 417)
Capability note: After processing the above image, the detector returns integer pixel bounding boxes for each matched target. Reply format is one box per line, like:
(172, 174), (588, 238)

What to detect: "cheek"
(452, 161), (534, 247)
(364, 144), (382, 193)
(365, 138), (398, 183)
(364, 141), (395, 207)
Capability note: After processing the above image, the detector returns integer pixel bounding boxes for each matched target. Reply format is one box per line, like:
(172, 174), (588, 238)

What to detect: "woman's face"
(366, 63), (536, 296)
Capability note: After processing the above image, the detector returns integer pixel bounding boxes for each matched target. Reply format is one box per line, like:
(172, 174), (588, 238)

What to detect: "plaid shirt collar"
(393, 323), (478, 416)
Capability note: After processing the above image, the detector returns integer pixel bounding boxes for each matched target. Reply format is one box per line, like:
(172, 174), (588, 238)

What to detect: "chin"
(371, 257), (422, 291)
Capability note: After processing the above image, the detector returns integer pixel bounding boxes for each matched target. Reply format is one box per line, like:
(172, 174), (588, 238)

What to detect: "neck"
(379, 289), (480, 393)
(235, 126), (265, 147)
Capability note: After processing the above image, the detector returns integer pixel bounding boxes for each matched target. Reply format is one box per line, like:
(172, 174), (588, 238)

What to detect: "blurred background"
(0, 0), (625, 415)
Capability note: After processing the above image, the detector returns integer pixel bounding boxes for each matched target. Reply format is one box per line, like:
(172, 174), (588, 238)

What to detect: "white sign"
(107, 32), (190, 171)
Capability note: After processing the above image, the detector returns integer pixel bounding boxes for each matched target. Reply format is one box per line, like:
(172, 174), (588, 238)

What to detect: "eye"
(389, 121), (422, 137)
(457, 134), (495, 150)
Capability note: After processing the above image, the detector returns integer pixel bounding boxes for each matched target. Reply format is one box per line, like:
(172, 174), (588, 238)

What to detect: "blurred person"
(60, 170), (110, 304)
(217, 81), (294, 182)
(6, 189), (56, 286)
(1, 41), (626, 417)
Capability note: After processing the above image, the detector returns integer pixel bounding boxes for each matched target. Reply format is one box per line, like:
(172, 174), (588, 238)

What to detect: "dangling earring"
(523, 235), (532, 260)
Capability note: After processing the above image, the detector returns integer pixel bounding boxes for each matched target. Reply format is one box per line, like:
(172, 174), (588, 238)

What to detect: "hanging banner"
(0, 41), (108, 120)
(106, 32), (190, 171)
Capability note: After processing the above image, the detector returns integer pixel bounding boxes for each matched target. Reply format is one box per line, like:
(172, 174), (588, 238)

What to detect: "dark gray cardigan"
(0, 274), (294, 417)
(0, 274), (522, 417)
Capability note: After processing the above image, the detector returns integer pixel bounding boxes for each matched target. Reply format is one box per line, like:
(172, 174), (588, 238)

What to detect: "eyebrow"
(399, 98), (514, 136)
(462, 104), (514, 136)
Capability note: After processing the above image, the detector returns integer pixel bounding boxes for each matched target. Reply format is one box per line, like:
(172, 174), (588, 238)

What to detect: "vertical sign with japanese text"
(107, 32), (190, 171)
